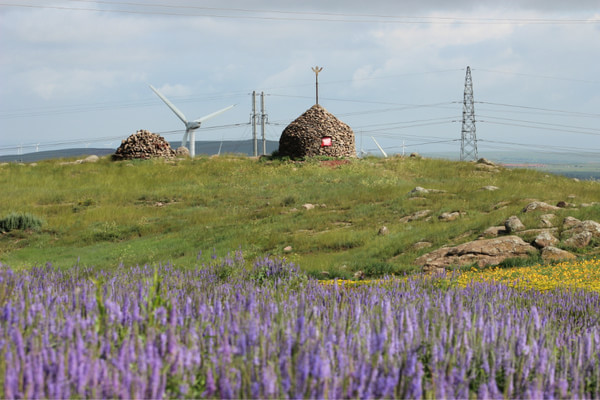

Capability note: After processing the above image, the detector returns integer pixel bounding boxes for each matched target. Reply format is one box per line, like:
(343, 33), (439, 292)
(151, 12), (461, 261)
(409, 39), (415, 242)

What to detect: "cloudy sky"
(1, 0), (599, 159)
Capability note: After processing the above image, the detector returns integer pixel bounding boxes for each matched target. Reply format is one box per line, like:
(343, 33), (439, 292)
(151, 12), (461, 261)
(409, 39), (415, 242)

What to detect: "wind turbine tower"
(460, 66), (478, 161)
(150, 85), (235, 158)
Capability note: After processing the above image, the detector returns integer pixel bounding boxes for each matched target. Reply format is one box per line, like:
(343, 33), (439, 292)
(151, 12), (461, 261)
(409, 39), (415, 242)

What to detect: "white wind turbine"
(150, 85), (235, 158)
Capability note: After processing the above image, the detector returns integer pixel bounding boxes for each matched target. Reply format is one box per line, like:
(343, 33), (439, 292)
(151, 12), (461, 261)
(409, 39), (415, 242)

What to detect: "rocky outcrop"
(278, 104), (356, 159)
(564, 232), (592, 248)
(522, 201), (561, 213)
(533, 231), (559, 248)
(409, 187), (446, 195)
(438, 211), (464, 222)
(416, 236), (537, 274)
(505, 216), (525, 233)
(400, 210), (432, 223)
(562, 220), (600, 239)
(113, 130), (175, 160)
(541, 247), (576, 262)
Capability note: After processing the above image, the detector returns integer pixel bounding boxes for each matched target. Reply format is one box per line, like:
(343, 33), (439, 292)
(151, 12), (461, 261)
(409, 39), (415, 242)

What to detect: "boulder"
(416, 236), (537, 274)
(412, 241), (433, 250)
(302, 203), (315, 211)
(378, 226), (389, 236)
(541, 247), (576, 262)
(505, 216), (525, 233)
(562, 216), (581, 229)
(564, 231), (592, 248)
(438, 211), (464, 222)
(477, 158), (496, 166)
(533, 231), (559, 248)
(176, 146), (190, 157)
(82, 155), (99, 163)
(562, 220), (600, 239)
(480, 226), (507, 238)
(539, 214), (555, 228)
(409, 187), (446, 195)
(522, 201), (561, 213)
(481, 185), (499, 191)
(399, 210), (432, 223)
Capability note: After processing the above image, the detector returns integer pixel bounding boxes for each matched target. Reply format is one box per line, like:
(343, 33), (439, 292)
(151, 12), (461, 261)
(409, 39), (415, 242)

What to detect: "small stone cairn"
(278, 104), (356, 159)
(112, 130), (175, 160)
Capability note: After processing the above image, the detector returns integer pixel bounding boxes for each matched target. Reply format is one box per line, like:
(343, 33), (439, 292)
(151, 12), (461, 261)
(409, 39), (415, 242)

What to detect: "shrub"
(0, 212), (43, 232)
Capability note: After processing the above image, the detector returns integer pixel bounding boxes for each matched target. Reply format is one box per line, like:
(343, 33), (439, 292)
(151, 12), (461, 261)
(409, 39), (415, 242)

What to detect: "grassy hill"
(1, 154), (599, 277)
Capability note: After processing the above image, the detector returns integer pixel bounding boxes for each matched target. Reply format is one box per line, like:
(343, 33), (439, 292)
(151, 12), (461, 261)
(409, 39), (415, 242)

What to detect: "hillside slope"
(1, 155), (598, 277)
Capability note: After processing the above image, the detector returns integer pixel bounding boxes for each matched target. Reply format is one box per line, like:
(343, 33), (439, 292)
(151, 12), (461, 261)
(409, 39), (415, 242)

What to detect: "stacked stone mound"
(112, 130), (175, 160)
(278, 104), (356, 158)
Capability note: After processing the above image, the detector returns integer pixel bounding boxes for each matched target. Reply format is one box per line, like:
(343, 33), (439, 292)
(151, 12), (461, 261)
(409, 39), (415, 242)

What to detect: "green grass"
(1, 154), (599, 277)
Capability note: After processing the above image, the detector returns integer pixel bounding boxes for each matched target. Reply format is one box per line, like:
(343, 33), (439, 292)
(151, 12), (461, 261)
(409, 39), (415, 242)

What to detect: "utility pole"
(312, 66), (323, 105)
(460, 66), (478, 161)
(252, 91), (257, 157)
(261, 92), (267, 155)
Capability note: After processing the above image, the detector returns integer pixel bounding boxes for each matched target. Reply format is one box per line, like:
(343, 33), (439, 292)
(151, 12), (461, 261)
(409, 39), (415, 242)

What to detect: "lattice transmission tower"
(460, 66), (478, 161)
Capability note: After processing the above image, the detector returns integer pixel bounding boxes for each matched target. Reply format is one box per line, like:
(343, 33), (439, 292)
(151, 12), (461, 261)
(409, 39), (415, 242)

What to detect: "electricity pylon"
(460, 66), (478, 161)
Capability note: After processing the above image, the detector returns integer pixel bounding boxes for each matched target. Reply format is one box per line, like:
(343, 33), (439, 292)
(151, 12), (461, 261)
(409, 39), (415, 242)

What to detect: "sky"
(1, 0), (599, 160)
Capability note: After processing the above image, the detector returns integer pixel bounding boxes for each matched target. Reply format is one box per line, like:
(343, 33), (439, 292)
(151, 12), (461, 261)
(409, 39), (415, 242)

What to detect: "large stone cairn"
(112, 130), (175, 160)
(278, 104), (356, 159)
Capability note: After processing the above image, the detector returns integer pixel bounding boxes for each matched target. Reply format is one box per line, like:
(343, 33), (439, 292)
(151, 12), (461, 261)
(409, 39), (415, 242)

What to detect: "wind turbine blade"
(371, 136), (388, 158)
(149, 85), (188, 124)
(194, 104), (235, 123)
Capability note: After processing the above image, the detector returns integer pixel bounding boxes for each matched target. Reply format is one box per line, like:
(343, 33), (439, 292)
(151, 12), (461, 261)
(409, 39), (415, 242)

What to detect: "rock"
(477, 158), (496, 166)
(278, 104), (356, 159)
(438, 211), (464, 222)
(522, 201), (561, 213)
(409, 186), (446, 195)
(82, 155), (99, 163)
(400, 210), (432, 223)
(563, 220), (600, 238)
(505, 216), (526, 233)
(353, 270), (365, 280)
(562, 216), (581, 229)
(533, 231), (559, 248)
(112, 130), (175, 160)
(476, 164), (500, 172)
(416, 236), (537, 273)
(481, 185), (499, 191)
(480, 226), (507, 238)
(564, 231), (592, 248)
(176, 146), (190, 157)
(581, 202), (600, 208)
(493, 201), (511, 210)
(539, 214), (555, 228)
(541, 247), (576, 262)
(412, 241), (433, 250)
(283, 246), (293, 252)
(302, 203), (315, 210)
(320, 271), (330, 278)
(378, 226), (389, 236)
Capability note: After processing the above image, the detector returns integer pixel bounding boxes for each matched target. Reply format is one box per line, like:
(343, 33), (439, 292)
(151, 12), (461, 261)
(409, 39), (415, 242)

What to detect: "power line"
(473, 68), (600, 85)
(477, 115), (600, 136)
(1, 2), (598, 24)
(477, 101), (600, 118)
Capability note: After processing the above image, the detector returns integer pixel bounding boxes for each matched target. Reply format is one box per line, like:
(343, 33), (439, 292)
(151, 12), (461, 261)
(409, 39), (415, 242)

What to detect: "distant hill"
(0, 140), (280, 163)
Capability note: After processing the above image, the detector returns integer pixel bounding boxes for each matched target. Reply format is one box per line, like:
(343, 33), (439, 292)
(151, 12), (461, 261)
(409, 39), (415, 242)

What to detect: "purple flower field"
(1, 252), (599, 399)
